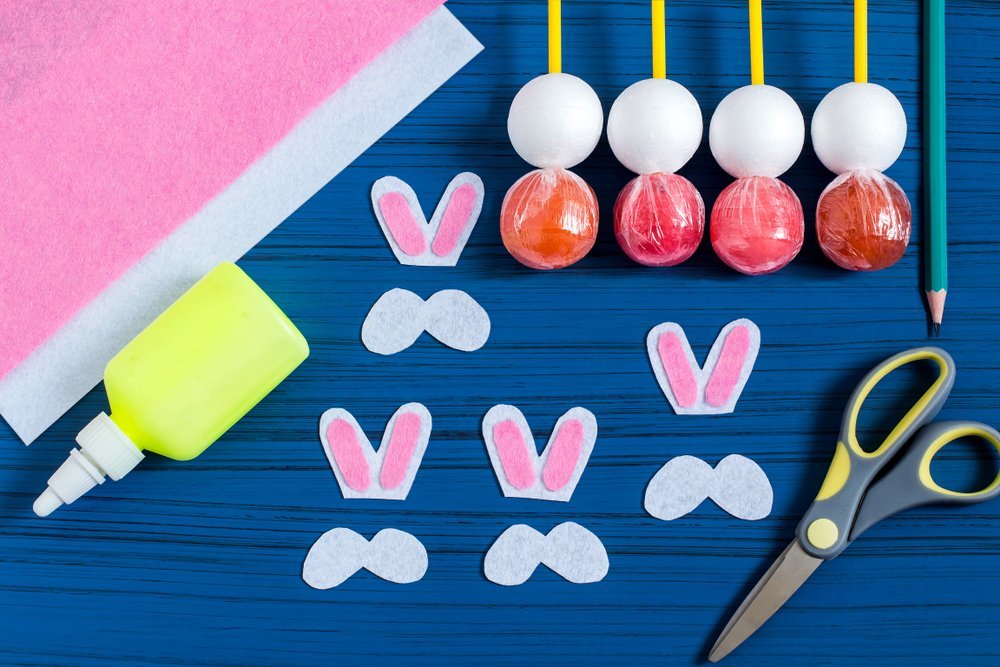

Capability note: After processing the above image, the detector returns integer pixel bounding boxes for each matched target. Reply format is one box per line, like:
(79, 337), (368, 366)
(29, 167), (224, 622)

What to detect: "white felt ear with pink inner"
(372, 172), (484, 266)
(482, 405), (597, 502)
(646, 319), (760, 415)
(319, 403), (431, 500)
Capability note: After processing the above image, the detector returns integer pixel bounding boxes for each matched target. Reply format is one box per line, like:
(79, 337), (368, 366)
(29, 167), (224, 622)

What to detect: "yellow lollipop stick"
(855, 0), (868, 83)
(549, 0), (562, 74)
(749, 0), (764, 85)
(652, 0), (666, 79)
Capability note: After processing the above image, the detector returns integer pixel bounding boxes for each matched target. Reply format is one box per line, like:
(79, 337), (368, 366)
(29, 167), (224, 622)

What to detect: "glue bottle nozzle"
(33, 488), (64, 517)
(32, 414), (144, 518)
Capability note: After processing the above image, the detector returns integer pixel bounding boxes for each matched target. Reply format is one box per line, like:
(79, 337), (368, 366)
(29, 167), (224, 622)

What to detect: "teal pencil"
(924, 0), (947, 335)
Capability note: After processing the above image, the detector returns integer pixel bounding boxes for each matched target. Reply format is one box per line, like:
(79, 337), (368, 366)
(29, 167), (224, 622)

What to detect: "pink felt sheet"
(0, 0), (444, 380)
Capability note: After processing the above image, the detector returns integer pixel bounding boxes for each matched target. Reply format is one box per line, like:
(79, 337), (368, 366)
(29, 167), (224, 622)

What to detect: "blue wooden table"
(2, 1), (999, 664)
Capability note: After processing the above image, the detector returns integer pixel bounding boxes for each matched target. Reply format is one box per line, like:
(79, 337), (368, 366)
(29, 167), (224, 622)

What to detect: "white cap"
(33, 413), (144, 517)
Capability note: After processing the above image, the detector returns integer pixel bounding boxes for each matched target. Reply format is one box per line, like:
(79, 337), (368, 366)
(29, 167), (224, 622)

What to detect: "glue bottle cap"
(33, 413), (144, 517)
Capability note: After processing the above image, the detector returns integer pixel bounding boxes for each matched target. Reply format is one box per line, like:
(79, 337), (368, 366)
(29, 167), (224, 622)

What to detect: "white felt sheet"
(0, 8), (483, 444)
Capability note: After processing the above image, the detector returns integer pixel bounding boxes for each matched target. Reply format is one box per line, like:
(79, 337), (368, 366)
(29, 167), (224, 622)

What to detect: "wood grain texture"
(2, 1), (1000, 664)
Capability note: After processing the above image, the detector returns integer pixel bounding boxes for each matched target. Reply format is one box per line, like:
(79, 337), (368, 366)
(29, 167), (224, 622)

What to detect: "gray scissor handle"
(849, 420), (1000, 540)
(796, 347), (955, 559)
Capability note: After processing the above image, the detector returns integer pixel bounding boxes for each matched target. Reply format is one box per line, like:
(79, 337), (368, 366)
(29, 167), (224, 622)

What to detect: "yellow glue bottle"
(33, 263), (309, 517)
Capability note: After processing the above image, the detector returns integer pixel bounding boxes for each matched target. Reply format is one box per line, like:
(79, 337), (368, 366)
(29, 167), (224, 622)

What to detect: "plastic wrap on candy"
(710, 176), (804, 275)
(816, 169), (911, 271)
(613, 173), (705, 267)
(500, 168), (599, 270)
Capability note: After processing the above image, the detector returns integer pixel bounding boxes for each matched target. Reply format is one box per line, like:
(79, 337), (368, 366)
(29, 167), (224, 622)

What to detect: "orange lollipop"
(499, 0), (603, 270)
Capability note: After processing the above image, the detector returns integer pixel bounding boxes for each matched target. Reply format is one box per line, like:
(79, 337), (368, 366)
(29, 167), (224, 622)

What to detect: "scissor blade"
(708, 539), (824, 662)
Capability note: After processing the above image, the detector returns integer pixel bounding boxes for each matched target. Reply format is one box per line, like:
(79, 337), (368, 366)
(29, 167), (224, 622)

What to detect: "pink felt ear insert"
(378, 192), (427, 257)
(542, 419), (583, 491)
(704, 325), (751, 407)
(431, 183), (479, 257)
(658, 332), (698, 408)
(493, 420), (537, 490)
(380, 412), (422, 490)
(326, 419), (372, 492)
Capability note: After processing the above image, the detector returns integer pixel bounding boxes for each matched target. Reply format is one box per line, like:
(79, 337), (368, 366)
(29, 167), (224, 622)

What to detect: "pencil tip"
(933, 323), (941, 337)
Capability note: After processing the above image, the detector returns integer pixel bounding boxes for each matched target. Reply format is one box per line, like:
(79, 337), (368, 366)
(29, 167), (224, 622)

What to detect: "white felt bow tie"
(644, 455), (773, 521)
(484, 522), (609, 586)
(302, 528), (427, 589)
(362, 288), (491, 355)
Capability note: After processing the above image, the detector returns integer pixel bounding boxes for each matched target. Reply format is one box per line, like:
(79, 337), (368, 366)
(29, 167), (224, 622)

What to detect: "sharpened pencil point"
(933, 322), (941, 337)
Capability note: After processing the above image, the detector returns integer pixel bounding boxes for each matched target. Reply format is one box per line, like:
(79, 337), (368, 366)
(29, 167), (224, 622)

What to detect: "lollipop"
(607, 0), (705, 267)
(812, 0), (911, 271)
(501, 0), (603, 270)
(708, 0), (805, 276)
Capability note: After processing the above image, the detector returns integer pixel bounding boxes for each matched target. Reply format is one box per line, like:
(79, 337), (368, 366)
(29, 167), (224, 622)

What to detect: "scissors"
(709, 347), (1000, 661)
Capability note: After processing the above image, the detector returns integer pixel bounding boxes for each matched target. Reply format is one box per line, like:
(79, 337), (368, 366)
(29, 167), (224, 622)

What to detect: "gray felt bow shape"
(302, 528), (427, 589)
(484, 522), (609, 586)
(362, 288), (490, 355)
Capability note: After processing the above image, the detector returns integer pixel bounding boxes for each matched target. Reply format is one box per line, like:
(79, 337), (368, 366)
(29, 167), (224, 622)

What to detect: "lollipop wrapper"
(816, 169), (912, 272)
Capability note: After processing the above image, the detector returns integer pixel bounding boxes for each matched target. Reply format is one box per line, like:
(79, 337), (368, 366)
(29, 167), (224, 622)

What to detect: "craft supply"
(708, 1), (805, 275)
(709, 347), (1000, 661)
(501, 170), (600, 270)
(303, 528), (428, 589)
(0, 0), (443, 384)
(319, 404), (431, 501)
(815, 171), (911, 271)
(484, 522), (609, 586)
(483, 406), (597, 502)
(608, 1), (705, 267)
(500, 0), (603, 270)
(924, 0), (948, 333)
(812, 0), (912, 272)
(372, 173), (485, 266)
(644, 455), (773, 521)
(32, 264), (309, 517)
(647, 320), (760, 415)
(0, 6), (482, 445)
(361, 289), (491, 355)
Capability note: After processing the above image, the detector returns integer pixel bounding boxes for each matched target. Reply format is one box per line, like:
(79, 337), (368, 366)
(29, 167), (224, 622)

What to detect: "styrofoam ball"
(507, 73), (604, 169)
(709, 84), (805, 178)
(607, 78), (703, 175)
(811, 82), (907, 174)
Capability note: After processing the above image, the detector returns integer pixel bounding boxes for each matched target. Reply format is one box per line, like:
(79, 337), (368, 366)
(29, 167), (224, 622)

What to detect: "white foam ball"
(811, 82), (907, 174)
(607, 78), (703, 175)
(507, 73), (604, 170)
(709, 84), (805, 178)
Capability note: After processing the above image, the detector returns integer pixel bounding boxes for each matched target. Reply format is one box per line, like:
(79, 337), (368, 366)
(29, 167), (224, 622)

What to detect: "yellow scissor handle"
(847, 421), (1000, 542)
(918, 424), (1000, 498)
(843, 347), (953, 459)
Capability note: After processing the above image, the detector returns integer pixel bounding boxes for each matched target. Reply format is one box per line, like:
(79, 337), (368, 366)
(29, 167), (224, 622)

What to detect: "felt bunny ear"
(647, 319), (760, 415)
(372, 172), (484, 266)
(482, 405), (597, 502)
(319, 403), (431, 500)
